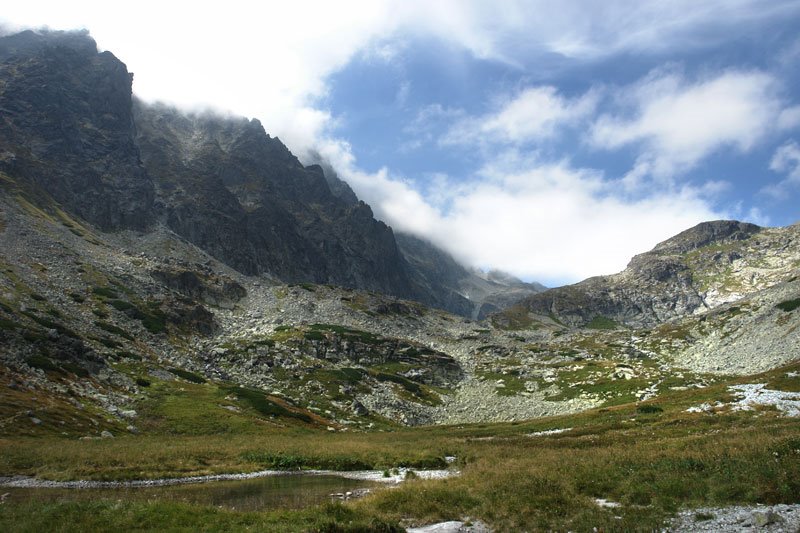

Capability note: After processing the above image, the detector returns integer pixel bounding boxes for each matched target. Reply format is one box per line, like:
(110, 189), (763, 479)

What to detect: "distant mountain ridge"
(396, 233), (545, 319)
(0, 28), (539, 317)
(512, 220), (800, 328)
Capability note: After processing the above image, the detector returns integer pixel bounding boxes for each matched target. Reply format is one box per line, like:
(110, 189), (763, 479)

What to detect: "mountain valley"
(1, 28), (799, 532)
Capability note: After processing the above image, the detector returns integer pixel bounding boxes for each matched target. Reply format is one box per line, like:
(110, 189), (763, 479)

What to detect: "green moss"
(169, 368), (207, 384)
(92, 287), (119, 299)
(776, 298), (800, 312)
(586, 315), (619, 330)
(94, 321), (132, 340)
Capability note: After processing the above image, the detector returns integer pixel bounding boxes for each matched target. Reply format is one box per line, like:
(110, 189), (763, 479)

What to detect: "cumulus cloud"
(590, 69), (784, 177)
(763, 140), (800, 199)
(318, 139), (723, 285)
(442, 86), (599, 145)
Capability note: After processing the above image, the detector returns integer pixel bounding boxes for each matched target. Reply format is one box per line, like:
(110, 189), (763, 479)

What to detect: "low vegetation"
(1, 361), (798, 531)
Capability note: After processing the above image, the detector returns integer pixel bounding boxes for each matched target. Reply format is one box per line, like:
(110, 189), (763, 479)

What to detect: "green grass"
(92, 286), (119, 299)
(476, 370), (528, 396)
(222, 386), (313, 424)
(586, 315), (620, 330)
(169, 367), (207, 384)
(2, 359), (799, 531)
(26, 355), (62, 373)
(0, 500), (403, 533)
(776, 298), (800, 312)
(308, 324), (382, 344)
(94, 320), (133, 340)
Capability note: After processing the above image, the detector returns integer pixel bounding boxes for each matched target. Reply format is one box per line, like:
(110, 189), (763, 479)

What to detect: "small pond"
(2, 474), (378, 512)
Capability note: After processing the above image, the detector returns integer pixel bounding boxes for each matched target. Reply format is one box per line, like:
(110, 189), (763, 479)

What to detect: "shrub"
(26, 355), (61, 373)
(776, 298), (800, 312)
(92, 287), (119, 299)
(169, 368), (206, 384)
(586, 315), (619, 330)
(637, 404), (664, 414)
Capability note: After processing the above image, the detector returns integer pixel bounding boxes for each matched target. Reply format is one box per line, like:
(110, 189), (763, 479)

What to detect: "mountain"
(0, 29), (798, 434)
(133, 100), (413, 295)
(0, 28), (540, 318)
(0, 29), (153, 230)
(511, 220), (798, 328)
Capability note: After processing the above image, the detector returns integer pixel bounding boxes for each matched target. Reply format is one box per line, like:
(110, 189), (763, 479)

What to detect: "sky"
(2, 1), (800, 286)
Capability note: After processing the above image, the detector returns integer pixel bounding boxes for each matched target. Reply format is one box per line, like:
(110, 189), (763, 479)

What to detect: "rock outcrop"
(0, 30), (154, 230)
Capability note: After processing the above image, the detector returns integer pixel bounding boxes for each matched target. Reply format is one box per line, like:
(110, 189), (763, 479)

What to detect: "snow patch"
(686, 384), (800, 417)
(526, 427), (572, 437)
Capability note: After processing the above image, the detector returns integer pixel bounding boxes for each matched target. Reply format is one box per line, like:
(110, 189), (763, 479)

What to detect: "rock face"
(0, 30), (153, 230)
(133, 101), (414, 295)
(517, 221), (799, 328)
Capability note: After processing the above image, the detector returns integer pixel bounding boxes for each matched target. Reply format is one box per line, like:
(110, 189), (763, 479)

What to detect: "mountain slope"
(0, 28), (542, 317)
(515, 220), (799, 328)
(134, 101), (413, 295)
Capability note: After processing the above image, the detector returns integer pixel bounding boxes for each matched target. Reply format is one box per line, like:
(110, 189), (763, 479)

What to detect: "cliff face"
(133, 101), (413, 294)
(0, 30), (153, 230)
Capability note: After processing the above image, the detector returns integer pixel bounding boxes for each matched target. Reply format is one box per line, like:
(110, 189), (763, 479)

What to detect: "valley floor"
(1, 359), (799, 532)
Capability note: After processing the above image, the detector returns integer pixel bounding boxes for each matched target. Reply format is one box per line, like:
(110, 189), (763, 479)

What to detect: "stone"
(753, 510), (783, 527)
(100, 430), (114, 439)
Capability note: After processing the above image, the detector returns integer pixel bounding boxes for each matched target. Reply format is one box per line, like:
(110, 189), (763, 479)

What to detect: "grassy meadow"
(1, 360), (799, 531)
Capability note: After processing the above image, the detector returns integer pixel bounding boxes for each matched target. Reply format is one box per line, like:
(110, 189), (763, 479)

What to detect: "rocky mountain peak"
(650, 220), (762, 255)
(0, 29), (153, 230)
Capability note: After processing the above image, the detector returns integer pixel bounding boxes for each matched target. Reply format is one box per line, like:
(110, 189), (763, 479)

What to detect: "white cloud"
(596, 69), (797, 184)
(442, 86), (598, 145)
(590, 69), (784, 177)
(778, 106), (800, 130)
(763, 140), (800, 199)
(318, 140), (723, 285)
(4, 1), (798, 155)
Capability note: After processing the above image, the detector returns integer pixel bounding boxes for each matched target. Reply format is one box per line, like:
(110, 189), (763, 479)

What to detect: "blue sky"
(3, 1), (800, 285)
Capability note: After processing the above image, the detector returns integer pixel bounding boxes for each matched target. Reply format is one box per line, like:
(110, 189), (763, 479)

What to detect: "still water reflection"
(5, 475), (377, 512)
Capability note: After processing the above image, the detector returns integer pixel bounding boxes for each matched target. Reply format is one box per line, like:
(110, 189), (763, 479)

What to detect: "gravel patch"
(407, 519), (492, 532)
(667, 504), (800, 532)
(686, 383), (800, 416)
